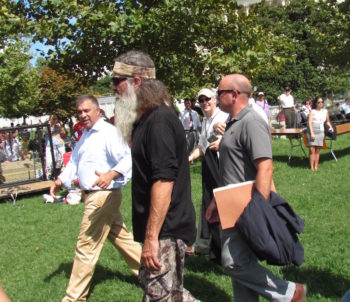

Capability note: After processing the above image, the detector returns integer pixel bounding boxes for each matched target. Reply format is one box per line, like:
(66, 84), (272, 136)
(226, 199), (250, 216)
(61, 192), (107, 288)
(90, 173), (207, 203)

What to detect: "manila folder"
(213, 180), (255, 230)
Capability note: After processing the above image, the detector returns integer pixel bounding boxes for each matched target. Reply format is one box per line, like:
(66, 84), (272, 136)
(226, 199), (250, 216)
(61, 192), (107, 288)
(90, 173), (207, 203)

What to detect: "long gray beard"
(114, 86), (138, 143)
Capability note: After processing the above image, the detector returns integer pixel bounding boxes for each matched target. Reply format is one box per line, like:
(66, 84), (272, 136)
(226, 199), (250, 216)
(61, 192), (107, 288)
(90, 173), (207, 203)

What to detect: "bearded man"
(112, 50), (198, 302)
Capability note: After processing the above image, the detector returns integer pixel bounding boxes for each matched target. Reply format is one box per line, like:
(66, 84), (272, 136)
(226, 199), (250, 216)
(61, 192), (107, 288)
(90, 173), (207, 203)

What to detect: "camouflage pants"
(139, 238), (199, 302)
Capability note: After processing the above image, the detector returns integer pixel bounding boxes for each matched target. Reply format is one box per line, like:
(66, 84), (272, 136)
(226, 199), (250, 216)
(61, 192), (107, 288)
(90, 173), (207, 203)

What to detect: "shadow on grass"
(320, 145), (350, 162)
(44, 262), (138, 293)
(45, 259), (229, 301)
(273, 154), (309, 169)
(185, 254), (225, 275)
(185, 255), (232, 301)
(282, 265), (350, 299)
(44, 262), (72, 282)
(185, 274), (232, 302)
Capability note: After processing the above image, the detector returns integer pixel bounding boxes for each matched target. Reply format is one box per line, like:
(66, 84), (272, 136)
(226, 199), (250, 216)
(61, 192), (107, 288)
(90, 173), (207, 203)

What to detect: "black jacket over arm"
(236, 190), (304, 266)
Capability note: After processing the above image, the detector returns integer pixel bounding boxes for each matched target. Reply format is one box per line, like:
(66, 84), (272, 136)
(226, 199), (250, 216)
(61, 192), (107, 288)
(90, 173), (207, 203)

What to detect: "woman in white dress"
(307, 97), (333, 171)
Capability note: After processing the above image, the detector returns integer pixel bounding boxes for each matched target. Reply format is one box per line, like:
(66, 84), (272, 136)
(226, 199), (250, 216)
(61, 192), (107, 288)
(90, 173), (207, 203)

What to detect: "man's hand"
(213, 122), (226, 136)
(143, 180), (173, 271)
(208, 138), (221, 151)
(50, 179), (62, 198)
(92, 170), (119, 189)
(206, 198), (219, 224)
(142, 238), (162, 271)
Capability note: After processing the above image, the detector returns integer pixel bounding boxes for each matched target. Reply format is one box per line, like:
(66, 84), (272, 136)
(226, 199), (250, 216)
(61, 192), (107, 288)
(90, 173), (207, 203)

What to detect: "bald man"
(207, 74), (306, 302)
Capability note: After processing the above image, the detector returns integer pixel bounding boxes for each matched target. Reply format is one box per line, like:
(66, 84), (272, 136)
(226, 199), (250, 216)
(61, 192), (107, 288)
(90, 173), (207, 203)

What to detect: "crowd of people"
(0, 117), (73, 183)
(3, 50), (350, 302)
(44, 50), (314, 302)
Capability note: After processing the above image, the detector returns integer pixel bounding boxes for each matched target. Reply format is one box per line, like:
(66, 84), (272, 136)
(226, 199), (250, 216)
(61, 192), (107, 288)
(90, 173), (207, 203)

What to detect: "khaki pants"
(62, 190), (142, 302)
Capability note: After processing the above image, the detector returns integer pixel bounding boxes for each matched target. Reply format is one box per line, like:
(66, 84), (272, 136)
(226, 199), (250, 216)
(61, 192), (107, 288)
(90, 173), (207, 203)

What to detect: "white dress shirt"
(179, 109), (201, 131)
(3, 138), (22, 161)
(342, 102), (350, 115)
(59, 118), (131, 190)
(279, 93), (294, 108)
(198, 108), (228, 153)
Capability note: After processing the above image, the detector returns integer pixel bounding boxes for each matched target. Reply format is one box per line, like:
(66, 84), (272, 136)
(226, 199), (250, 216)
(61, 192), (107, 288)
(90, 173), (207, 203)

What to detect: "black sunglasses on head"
(111, 77), (127, 86)
(198, 97), (211, 103)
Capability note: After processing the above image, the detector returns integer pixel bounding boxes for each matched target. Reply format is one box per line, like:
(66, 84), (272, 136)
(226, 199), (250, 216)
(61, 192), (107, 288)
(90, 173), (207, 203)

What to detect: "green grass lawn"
(0, 133), (350, 301)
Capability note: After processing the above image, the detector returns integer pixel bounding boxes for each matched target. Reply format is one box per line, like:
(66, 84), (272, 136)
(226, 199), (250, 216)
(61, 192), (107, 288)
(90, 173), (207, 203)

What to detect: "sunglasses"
(217, 89), (233, 97)
(111, 77), (127, 86)
(198, 97), (211, 104)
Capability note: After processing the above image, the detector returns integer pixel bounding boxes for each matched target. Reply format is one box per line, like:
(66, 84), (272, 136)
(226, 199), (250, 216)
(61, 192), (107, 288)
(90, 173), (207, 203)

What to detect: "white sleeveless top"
(311, 109), (327, 132)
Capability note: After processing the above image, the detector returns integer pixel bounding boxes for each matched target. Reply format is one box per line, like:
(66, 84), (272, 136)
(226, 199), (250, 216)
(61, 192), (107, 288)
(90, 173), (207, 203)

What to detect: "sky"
(29, 40), (54, 65)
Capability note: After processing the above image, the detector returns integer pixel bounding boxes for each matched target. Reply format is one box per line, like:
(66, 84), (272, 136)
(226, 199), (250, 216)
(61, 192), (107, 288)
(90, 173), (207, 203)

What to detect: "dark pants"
(283, 108), (295, 129)
(185, 130), (197, 155)
(200, 149), (222, 264)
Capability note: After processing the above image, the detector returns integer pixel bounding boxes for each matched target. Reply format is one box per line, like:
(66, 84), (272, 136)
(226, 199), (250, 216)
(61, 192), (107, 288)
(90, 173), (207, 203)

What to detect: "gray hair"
(76, 94), (99, 108)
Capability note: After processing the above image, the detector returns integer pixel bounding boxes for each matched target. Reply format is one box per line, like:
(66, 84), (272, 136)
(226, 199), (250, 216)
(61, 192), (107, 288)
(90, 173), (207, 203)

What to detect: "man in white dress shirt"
(50, 95), (141, 302)
(179, 98), (201, 154)
(278, 86), (295, 128)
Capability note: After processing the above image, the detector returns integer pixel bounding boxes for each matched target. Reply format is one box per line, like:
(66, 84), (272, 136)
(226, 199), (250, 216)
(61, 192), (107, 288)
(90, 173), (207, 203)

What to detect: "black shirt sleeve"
(146, 120), (179, 182)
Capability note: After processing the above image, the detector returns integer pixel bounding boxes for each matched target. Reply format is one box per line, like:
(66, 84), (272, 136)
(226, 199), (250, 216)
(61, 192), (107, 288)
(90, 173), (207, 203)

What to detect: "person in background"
(72, 120), (84, 143)
(301, 98), (312, 115)
(324, 92), (334, 111)
(186, 88), (228, 263)
(307, 97), (333, 171)
(278, 86), (295, 128)
(28, 131), (44, 158)
(191, 97), (204, 119)
(0, 142), (8, 183)
(255, 92), (270, 122)
(247, 93), (269, 124)
(3, 130), (26, 161)
(50, 94), (141, 302)
(179, 98), (201, 154)
(45, 124), (65, 178)
(112, 50), (198, 301)
(99, 109), (112, 124)
(324, 92), (341, 121)
(341, 98), (350, 120)
(300, 98), (312, 126)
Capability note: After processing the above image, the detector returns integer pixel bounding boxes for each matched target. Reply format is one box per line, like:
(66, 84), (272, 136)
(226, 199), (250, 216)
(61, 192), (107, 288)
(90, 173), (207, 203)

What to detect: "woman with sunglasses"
(307, 97), (333, 171)
(186, 88), (228, 263)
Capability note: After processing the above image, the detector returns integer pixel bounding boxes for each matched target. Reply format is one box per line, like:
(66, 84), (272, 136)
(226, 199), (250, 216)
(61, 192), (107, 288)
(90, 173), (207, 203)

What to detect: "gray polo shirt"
(219, 105), (272, 185)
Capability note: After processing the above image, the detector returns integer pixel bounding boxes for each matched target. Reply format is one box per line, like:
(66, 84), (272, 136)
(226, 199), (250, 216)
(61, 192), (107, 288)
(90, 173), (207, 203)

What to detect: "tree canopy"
(5, 0), (350, 113)
(38, 66), (87, 120)
(0, 40), (40, 118)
